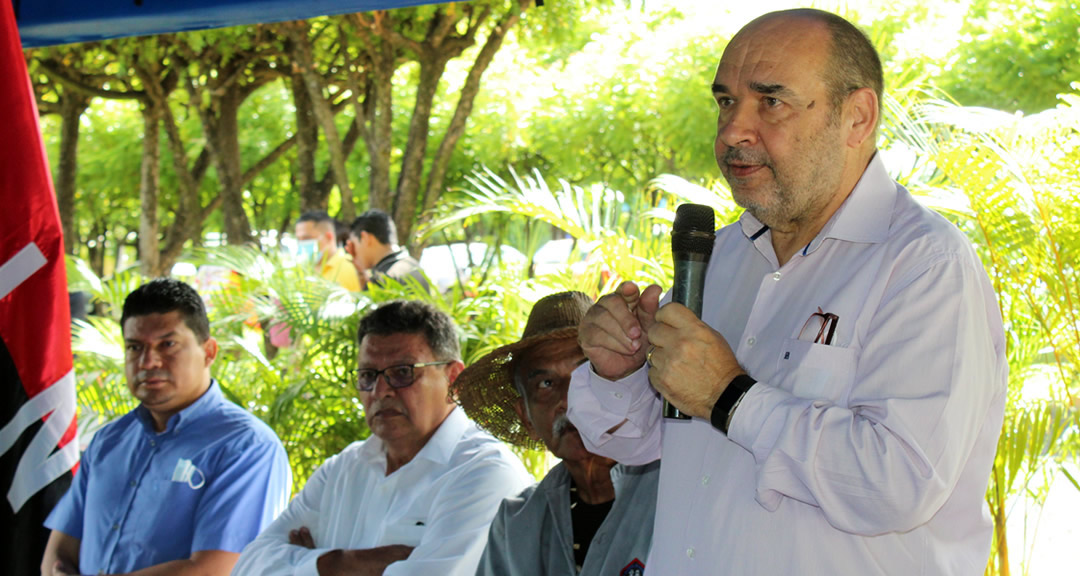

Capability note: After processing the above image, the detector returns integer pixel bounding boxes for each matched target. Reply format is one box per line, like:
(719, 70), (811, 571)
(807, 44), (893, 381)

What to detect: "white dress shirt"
(232, 407), (533, 576)
(568, 154), (1008, 575)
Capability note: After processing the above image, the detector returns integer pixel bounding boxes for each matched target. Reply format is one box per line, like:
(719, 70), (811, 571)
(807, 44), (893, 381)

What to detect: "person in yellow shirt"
(294, 211), (362, 292)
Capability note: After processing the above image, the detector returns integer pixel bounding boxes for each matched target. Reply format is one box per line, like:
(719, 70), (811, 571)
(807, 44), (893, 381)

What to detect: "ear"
(845, 87), (878, 148)
(442, 360), (466, 404)
(444, 360), (465, 383)
(513, 397), (541, 441)
(202, 337), (219, 368)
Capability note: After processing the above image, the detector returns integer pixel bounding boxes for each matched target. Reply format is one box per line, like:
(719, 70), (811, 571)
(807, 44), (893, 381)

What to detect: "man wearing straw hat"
(455, 291), (659, 576)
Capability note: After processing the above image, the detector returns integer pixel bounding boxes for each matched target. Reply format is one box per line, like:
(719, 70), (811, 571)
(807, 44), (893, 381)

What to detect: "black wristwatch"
(710, 374), (756, 435)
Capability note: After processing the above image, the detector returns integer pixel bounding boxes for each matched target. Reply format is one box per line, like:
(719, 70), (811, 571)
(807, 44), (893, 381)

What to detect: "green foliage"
(882, 84), (1080, 575)
(936, 0), (1080, 113)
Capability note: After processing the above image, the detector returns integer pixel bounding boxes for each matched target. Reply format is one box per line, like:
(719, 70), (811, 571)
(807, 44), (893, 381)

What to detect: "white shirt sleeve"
(728, 255), (1007, 535)
(383, 456), (533, 575)
(231, 455), (335, 576)
(567, 362), (664, 466)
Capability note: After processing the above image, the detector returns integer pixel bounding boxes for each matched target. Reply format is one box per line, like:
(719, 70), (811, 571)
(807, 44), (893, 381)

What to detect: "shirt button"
(701, 475), (710, 486)
(687, 547), (695, 558)
(129, 481), (136, 487)
(613, 392), (623, 399)
(773, 272), (782, 281)
(747, 337), (756, 346)
(112, 524), (120, 531)
(149, 439), (156, 447)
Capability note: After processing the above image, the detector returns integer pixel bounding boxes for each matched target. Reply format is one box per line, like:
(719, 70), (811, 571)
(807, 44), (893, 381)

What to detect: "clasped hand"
(578, 281), (744, 419)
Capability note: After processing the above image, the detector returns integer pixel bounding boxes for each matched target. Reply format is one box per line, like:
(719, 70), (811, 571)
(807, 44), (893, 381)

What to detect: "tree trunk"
(288, 23), (357, 221)
(391, 54), (451, 241)
(366, 34), (396, 212)
(88, 221), (106, 279)
(56, 92), (89, 256)
(414, 4), (525, 247)
(291, 69), (321, 211)
(215, 89), (253, 244)
(138, 103), (162, 276)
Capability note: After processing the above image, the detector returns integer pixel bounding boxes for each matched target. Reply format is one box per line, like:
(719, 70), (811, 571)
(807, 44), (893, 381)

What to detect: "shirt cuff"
(726, 382), (791, 456)
(586, 362), (650, 416)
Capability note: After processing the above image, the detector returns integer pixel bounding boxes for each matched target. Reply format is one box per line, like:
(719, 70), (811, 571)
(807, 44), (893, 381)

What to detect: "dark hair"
(297, 210), (333, 226)
(350, 210), (398, 246)
(333, 219), (349, 248)
(752, 9), (883, 124)
(121, 278), (210, 342)
(817, 11), (883, 121)
(357, 300), (460, 361)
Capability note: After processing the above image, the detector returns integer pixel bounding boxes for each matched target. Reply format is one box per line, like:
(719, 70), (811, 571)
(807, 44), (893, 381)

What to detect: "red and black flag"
(0, 1), (80, 574)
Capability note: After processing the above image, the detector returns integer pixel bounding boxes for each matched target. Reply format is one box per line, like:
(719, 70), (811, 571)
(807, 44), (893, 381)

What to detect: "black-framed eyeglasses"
(353, 361), (453, 392)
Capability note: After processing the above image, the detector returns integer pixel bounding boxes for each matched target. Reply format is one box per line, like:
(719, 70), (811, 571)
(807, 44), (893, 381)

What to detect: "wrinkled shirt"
(45, 380), (292, 574)
(232, 407), (533, 576)
(476, 460), (658, 576)
(568, 154), (1007, 575)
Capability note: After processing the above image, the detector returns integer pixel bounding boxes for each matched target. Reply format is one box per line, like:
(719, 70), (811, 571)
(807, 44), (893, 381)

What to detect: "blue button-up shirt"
(45, 380), (291, 574)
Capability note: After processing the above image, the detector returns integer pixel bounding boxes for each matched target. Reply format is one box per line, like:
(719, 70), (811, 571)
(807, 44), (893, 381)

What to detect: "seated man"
(233, 300), (533, 575)
(345, 210), (430, 292)
(295, 210), (362, 291)
(42, 278), (292, 576)
(455, 292), (659, 576)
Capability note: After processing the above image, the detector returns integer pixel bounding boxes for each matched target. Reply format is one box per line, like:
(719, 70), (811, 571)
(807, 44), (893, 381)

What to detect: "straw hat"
(453, 291), (593, 450)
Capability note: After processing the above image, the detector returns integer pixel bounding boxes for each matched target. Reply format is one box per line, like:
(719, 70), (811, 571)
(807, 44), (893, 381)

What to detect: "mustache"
(551, 413), (576, 439)
(369, 398), (409, 417)
(722, 147), (771, 167)
(136, 370), (171, 383)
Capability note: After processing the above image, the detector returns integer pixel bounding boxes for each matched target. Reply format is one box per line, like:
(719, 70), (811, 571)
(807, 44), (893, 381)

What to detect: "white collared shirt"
(568, 154), (1008, 575)
(232, 407), (533, 576)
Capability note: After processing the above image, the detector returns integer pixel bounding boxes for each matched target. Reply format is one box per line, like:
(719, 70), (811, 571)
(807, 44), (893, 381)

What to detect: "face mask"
(295, 239), (319, 261)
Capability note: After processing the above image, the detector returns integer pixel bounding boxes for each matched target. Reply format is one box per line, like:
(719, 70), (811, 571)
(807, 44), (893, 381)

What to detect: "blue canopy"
(14, 0), (447, 48)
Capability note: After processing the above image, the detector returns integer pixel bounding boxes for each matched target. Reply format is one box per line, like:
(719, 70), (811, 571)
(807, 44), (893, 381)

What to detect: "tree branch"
(241, 134), (297, 186)
(37, 59), (146, 102)
(420, 0), (528, 221)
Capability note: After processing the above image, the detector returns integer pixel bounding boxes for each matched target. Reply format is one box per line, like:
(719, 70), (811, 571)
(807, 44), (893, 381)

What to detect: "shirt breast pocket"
(775, 338), (857, 405)
(381, 519), (427, 547)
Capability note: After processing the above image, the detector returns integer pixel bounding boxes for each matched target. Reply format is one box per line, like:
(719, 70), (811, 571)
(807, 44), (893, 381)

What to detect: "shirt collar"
(738, 152), (895, 254)
(373, 249), (406, 269)
(413, 405), (467, 465)
(135, 378), (223, 435)
(320, 248), (346, 273)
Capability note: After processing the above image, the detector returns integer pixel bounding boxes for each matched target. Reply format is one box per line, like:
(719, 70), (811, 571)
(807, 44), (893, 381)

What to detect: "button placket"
(107, 436), (160, 567)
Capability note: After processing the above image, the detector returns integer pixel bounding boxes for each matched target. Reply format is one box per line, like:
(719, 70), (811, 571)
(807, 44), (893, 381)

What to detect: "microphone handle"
(663, 252), (709, 419)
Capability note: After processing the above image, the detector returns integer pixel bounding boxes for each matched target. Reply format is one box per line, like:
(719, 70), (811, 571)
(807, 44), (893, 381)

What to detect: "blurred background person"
(295, 210), (361, 292)
(346, 210), (430, 292)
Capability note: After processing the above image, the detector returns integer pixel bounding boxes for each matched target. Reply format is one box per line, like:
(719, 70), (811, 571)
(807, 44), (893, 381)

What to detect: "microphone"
(663, 204), (715, 419)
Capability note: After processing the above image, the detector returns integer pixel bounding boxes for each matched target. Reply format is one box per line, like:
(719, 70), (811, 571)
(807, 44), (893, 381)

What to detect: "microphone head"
(671, 204), (715, 256)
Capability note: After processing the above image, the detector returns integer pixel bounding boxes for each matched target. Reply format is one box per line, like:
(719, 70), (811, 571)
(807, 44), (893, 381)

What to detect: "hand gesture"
(578, 281), (662, 380)
(647, 302), (744, 418)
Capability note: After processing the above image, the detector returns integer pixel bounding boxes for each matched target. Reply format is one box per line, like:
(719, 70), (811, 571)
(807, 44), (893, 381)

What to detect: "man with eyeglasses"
(233, 300), (533, 576)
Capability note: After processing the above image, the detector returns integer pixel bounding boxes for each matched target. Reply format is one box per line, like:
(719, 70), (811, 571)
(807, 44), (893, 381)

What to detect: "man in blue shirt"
(41, 278), (292, 576)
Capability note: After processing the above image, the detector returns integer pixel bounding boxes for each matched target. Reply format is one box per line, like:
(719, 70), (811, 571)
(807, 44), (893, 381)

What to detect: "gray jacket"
(476, 460), (659, 576)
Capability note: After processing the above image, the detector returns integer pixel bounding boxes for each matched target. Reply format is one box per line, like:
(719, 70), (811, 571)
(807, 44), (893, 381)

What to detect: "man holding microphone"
(569, 8), (1007, 575)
